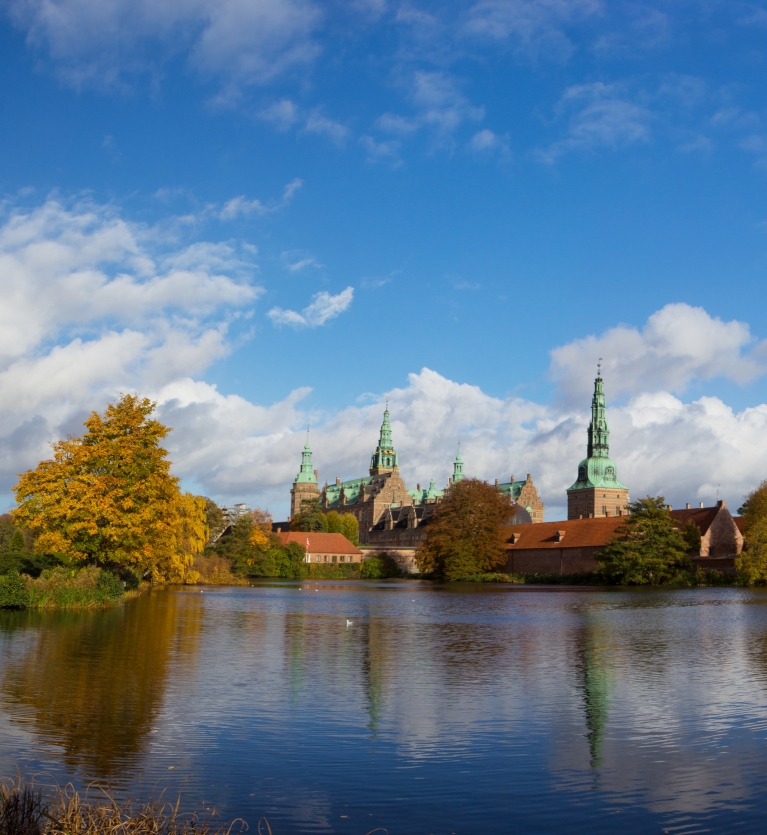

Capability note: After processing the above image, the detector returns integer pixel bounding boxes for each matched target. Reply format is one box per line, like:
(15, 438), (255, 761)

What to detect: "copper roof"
(276, 532), (362, 555)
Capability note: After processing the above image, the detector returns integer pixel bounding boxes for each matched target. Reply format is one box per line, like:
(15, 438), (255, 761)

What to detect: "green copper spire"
(587, 372), (610, 459)
(294, 427), (317, 484)
(452, 442), (464, 483)
(370, 396), (399, 474)
(567, 369), (627, 492)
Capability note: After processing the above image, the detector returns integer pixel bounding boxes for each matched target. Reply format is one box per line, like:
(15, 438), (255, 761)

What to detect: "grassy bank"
(0, 566), (127, 610)
(0, 778), (246, 835)
(465, 568), (735, 586)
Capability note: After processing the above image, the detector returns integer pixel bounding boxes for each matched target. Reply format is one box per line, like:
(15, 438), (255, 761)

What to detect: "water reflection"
(573, 614), (614, 772)
(0, 591), (199, 779)
(1, 585), (767, 834)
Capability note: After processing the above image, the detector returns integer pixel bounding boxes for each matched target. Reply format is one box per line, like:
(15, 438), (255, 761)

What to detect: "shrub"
(0, 572), (30, 608)
(360, 553), (402, 579)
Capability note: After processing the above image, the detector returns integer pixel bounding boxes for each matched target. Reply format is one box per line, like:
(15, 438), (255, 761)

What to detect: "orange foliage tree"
(416, 479), (513, 580)
(13, 394), (207, 582)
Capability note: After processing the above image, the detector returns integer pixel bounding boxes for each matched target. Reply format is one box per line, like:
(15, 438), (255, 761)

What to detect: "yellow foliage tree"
(248, 507), (273, 552)
(12, 394), (207, 582)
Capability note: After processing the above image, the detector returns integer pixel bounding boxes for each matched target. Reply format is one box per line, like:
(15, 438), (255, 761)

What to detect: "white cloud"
(359, 135), (403, 166)
(257, 98), (300, 131)
(7, 0), (322, 92)
(268, 286), (354, 328)
(0, 195), (261, 498)
(156, 362), (767, 522)
(303, 112), (349, 145)
(219, 178), (303, 219)
(374, 71), (484, 149)
(540, 81), (651, 162)
(550, 303), (767, 402)
(0, 211), (764, 527)
(461, 0), (600, 61)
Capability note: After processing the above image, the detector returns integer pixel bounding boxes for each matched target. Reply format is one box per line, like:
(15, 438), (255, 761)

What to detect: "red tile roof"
(505, 505), (728, 551)
(669, 507), (719, 534)
(276, 532), (362, 555)
(505, 517), (626, 550)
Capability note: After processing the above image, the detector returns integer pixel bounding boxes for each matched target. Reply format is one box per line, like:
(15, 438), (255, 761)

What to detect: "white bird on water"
(346, 619), (353, 627)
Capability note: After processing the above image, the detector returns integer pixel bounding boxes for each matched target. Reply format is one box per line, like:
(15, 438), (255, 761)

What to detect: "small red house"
(276, 532), (363, 564)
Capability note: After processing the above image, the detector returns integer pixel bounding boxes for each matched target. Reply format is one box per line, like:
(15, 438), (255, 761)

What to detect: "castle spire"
(587, 370), (610, 459)
(566, 368), (628, 519)
(370, 398), (399, 475)
(294, 427), (317, 484)
(452, 440), (464, 484)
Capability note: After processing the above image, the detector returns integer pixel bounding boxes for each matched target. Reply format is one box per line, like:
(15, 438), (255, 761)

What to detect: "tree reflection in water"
(0, 590), (199, 780)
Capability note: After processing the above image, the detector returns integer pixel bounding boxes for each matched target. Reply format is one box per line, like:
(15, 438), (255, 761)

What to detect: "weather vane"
(597, 357), (603, 377)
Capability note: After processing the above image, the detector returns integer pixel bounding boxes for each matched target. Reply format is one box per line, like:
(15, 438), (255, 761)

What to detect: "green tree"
(291, 499), (327, 532)
(682, 519), (702, 555)
(203, 498), (227, 542)
(416, 479), (513, 580)
(325, 511), (342, 533)
(736, 518), (767, 585)
(597, 497), (691, 584)
(340, 513), (360, 545)
(739, 480), (767, 536)
(13, 394), (206, 582)
(736, 481), (767, 584)
(360, 552), (401, 579)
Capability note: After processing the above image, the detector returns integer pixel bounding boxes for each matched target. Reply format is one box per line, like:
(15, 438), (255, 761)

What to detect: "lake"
(2, 582), (767, 834)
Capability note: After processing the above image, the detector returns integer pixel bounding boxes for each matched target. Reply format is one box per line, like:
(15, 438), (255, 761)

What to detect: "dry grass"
(0, 779), (245, 835)
(1, 778), (388, 835)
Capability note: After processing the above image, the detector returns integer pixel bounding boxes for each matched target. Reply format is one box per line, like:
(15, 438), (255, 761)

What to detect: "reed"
(0, 778), (244, 835)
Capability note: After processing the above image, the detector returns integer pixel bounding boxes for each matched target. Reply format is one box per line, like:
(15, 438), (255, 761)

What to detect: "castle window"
(332, 555), (337, 563)
(324, 555), (328, 562)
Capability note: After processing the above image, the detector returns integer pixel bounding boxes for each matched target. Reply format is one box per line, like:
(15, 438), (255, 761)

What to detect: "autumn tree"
(13, 394), (207, 582)
(416, 479), (513, 580)
(597, 497), (690, 585)
(736, 481), (767, 584)
(248, 507), (273, 551)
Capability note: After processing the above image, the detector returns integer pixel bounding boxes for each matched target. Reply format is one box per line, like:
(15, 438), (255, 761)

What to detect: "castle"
(289, 400), (544, 544)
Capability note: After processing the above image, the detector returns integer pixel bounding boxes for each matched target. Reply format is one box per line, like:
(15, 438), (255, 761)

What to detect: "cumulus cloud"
(155, 364), (767, 522)
(7, 0), (322, 92)
(268, 286), (354, 327)
(0, 195), (260, 497)
(550, 303), (767, 402)
(0, 206), (764, 526)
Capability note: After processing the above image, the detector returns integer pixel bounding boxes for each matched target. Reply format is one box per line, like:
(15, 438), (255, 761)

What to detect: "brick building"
(500, 500), (743, 575)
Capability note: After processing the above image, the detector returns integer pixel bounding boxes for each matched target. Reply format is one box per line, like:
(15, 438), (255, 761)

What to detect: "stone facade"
(567, 373), (629, 519)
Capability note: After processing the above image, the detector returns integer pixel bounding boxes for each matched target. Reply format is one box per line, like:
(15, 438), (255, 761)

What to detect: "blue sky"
(1, 0), (767, 519)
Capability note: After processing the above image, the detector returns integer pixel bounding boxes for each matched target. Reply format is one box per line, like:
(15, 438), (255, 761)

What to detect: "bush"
(0, 572), (30, 608)
(360, 553), (403, 579)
